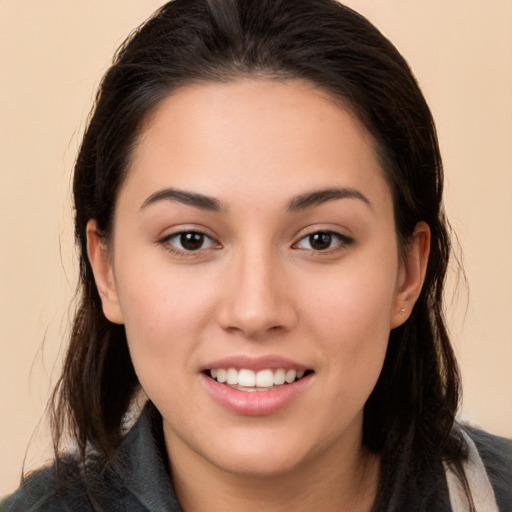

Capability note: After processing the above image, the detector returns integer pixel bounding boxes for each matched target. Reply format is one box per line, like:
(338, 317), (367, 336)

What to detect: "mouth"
(205, 368), (314, 392)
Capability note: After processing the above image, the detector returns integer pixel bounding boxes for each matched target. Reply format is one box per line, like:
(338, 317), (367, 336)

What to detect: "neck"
(165, 424), (380, 512)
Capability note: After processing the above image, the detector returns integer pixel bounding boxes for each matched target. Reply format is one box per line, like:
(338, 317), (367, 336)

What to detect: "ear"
(390, 221), (431, 329)
(86, 220), (124, 324)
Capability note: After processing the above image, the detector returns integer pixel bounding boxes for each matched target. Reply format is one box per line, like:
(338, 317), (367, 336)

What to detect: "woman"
(2, 0), (510, 511)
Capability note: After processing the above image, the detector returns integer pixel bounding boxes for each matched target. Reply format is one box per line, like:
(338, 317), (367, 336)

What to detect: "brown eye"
(309, 232), (333, 250)
(294, 231), (353, 252)
(163, 231), (218, 252)
(180, 232), (205, 250)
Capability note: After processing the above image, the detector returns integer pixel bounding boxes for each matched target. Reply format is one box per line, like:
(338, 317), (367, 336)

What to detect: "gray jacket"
(2, 402), (511, 511)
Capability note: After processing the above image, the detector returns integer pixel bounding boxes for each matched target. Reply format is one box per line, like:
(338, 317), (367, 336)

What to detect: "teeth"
(273, 368), (286, 385)
(285, 369), (297, 383)
(238, 369), (256, 387)
(209, 367), (308, 388)
(256, 369), (274, 387)
(226, 368), (238, 385)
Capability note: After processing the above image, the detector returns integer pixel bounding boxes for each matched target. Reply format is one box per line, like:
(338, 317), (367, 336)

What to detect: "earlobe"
(390, 221), (431, 329)
(86, 220), (124, 324)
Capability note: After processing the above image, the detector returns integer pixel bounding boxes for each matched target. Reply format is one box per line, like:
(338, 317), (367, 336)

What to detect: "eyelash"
(293, 231), (353, 253)
(159, 229), (353, 256)
(159, 231), (221, 256)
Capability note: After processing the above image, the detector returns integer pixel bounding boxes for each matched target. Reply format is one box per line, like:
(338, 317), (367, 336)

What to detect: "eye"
(294, 231), (352, 251)
(162, 231), (219, 252)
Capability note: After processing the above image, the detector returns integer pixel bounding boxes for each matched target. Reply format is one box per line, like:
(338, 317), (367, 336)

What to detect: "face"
(88, 79), (428, 480)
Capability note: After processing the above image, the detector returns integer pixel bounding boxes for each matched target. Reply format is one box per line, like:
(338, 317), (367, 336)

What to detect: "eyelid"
(293, 229), (354, 252)
(159, 229), (222, 255)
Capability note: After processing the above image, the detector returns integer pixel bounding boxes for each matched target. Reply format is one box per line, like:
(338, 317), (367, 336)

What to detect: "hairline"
(104, 72), (403, 248)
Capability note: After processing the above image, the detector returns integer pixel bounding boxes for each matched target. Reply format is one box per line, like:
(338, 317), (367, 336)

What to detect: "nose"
(216, 247), (297, 340)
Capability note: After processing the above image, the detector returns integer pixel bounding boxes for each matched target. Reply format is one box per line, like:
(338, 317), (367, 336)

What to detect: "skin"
(87, 79), (430, 512)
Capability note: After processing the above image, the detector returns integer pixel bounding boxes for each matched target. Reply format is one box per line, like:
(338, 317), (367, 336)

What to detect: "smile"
(202, 367), (313, 416)
(208, 368), (310, 391)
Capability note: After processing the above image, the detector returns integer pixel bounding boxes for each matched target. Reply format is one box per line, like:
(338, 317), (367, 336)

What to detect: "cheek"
(302, 254), (398, 384)
(114, 262), (219, 371)
(308, 283), (393, 426)
(117, 258), (216, 323)
(115, 266), (216, 410)
(312, 289), (392, 382)
(306, 263), (398, 340)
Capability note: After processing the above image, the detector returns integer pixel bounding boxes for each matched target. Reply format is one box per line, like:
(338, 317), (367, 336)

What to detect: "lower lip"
(201, 373), (312, 416)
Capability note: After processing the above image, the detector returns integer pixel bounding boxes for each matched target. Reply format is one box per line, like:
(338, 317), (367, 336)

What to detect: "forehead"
(120, 78), (392, 214)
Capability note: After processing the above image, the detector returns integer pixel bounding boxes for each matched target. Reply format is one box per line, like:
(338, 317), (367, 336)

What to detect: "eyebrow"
(287, 187), (371, 211)
(140, 188), (223, 212)
(140, 186), (371, 213)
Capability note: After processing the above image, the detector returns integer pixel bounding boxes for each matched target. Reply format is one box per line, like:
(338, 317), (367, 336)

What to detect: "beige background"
(1, 0), (511, 497)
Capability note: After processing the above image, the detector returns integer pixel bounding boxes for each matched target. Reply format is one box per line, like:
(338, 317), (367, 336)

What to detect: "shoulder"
(1, 402), (182, 512)
(465, 427), (512, 511)
(0, 460), (87, 512)
(0, 451), (143, 512)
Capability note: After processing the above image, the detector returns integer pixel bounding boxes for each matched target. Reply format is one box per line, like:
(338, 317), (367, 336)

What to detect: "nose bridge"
(217, 241), (295, 337)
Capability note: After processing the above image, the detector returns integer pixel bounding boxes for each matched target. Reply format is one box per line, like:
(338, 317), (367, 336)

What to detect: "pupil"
(310, 232), (332, 250)
(180, 232), (204, 250)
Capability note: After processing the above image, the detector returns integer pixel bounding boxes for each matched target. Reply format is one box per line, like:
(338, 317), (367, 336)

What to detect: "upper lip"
(201, 355), (310, 373)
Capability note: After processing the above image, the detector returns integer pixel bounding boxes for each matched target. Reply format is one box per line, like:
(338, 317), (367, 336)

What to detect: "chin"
(198, 425), (324, 479)
(209, 446), (308, 479)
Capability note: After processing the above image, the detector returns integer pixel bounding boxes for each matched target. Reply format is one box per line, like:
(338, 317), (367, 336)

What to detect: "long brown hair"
(51, 1), (468, 509)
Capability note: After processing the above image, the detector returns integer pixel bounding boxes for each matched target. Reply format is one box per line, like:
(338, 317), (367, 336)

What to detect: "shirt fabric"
(1, 401), (511, 511)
